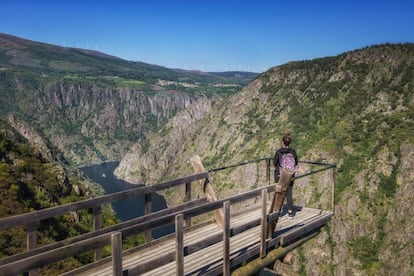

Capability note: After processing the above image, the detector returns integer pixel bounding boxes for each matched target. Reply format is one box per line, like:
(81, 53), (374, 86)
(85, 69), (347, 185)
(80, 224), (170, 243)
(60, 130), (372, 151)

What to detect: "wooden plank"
(125, 252), (175, 275)
(181, 210), (324, 275)
(75, 207), (264, 276)
(183, 226), (261, 275)
(185, 182), (192, 227)
(223, 201), (230, 276)
(121, 224), (223, 275)
(141, 212), (265, 275)
(93, 206), (103, 261)
(175, 214), (184, 276)
(0, 172), (208, 229)
(0, 197), (207, 266)
(231, 217), (261, 236)
(124, 223), (221, 274)
(280, 212), (332, 246)
(191, 155), (224, 228)
(260, 189), (267, 258)
(185, 232), (222, 255)
(144, 193), (152, 242)
(231, 231), (319, 276)
(26, 223), (39, 276)
(0, 232), (112, 275)
(111, 232), (122, 276)
(70, 206), (330, 276)
(267, 168), (293, 238)
(11, 201), (329, 276)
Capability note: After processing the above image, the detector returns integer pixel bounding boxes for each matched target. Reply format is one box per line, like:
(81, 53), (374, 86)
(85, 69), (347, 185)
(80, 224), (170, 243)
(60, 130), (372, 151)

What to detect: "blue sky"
(1, 0), (413, 72)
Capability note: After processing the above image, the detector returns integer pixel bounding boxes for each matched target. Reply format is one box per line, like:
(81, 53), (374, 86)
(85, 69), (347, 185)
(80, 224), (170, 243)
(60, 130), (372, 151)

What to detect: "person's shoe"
(288, 211), (294, 219)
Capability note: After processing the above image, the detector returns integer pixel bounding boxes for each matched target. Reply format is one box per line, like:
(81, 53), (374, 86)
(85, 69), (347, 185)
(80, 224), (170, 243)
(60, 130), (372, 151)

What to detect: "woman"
(273, 133), (298, 218)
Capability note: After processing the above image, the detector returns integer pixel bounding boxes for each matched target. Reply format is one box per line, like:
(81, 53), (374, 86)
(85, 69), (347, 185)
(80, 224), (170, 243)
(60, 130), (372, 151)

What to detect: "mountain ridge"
(115, 42), (414, 275)
(0, 33), (257, 165)
(0, 32), (258, 80)
(0, 33), (413, 275)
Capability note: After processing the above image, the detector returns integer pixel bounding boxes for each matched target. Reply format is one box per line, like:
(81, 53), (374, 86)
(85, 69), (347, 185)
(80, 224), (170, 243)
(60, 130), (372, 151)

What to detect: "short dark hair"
(282, 133), (292, 146)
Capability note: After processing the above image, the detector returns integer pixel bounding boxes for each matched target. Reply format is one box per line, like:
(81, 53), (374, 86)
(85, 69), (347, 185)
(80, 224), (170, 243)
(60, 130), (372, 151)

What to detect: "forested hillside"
(0, 33), (255, 274)
(0, 33), (256, 165)
(1, 33), (412, 275)
(0, 118), (99, 273)
(116, 43), (414, 275)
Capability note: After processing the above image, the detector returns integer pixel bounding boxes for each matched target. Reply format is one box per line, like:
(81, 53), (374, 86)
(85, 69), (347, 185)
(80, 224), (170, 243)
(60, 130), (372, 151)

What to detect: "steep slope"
(116, 43), (414, 275)
(0, 118), (108, 273)
(0, 33), (256, 165)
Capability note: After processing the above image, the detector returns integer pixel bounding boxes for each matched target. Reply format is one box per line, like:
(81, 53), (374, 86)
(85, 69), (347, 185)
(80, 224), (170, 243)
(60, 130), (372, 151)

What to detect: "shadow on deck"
(63, 204), (332, 276)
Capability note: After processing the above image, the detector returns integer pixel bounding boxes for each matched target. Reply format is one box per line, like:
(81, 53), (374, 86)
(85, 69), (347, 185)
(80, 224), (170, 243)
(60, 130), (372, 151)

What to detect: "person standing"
(273, 133), (298, 218)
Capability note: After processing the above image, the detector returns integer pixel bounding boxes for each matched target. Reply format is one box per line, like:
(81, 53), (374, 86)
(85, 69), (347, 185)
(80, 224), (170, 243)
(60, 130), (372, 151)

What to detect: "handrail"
(0, 158), (336, 229)
(0, 185), (280, 275)
(0, 156), (336, 275)
(208, 156), (336, 181)
(0, 172), (208, 229)
(0, 198), (208, 266)
(208, 157), (270, 172)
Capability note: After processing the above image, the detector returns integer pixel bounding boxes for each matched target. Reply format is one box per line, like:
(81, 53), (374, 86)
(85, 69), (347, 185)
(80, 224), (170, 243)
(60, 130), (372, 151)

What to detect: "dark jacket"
(273, 147), (298, 182)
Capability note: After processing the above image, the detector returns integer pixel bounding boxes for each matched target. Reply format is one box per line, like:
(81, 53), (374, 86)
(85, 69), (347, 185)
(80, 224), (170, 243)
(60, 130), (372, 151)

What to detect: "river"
(80, 161), (173, 238)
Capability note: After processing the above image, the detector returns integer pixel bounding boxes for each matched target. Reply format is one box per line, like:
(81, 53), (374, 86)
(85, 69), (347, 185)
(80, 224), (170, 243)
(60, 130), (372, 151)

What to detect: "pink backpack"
(280, 153), (296, 174)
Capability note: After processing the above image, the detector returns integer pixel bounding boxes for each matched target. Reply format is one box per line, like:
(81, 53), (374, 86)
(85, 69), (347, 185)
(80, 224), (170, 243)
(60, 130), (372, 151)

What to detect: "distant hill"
(0, 33), (256, 92)
(1, 32), (413, 275)
(0, 33), (256, 165)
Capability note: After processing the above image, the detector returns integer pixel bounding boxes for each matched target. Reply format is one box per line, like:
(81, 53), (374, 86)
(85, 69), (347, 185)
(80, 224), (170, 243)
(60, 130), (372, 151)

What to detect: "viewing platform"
(0, 157), (336, 276)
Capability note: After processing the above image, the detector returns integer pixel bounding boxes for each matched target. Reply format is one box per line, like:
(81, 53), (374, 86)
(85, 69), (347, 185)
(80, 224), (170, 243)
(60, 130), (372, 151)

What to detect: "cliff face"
(25, 81), (193, 164)
(0, 33), (255, 166)
(116, 44), (414, 275)
(1, 34), (413, 275)
(3, 71), (226, 165)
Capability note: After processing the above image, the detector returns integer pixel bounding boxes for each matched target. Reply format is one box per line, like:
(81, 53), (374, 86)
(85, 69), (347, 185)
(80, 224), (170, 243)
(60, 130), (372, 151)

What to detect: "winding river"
(80, 161), (173, 238)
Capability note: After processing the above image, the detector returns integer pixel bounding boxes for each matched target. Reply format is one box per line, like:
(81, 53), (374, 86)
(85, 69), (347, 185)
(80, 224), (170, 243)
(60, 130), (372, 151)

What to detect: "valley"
(0, 33), (413, 275)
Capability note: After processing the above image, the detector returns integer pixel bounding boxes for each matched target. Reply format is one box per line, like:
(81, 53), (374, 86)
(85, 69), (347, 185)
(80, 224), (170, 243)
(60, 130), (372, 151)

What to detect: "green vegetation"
(0, 33), (257, 166)
(1, 34), (413, 275)
(0, 120), (127, 273)
(348, 235), (379, 271)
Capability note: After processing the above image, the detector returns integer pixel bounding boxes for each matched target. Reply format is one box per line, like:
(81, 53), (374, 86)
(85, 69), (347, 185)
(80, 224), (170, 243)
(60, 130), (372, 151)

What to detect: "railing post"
(191, 155), (224, 228)
(111, 232), (123, 276)
(93, 206), (103, 261)
(223, 201), (230, 276)
(175, 214), (184, 276)
(260, 189), (268, 258)
(185, 182), (192, 227)
(27, 223), (39, 276)
(332, 167), (336, 214)
(266, 158), (271, 185)
(145, 193), (152, 242)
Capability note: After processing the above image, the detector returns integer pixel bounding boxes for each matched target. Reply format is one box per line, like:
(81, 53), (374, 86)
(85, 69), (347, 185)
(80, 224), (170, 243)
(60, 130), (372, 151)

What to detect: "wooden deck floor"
(63, 205), (332, 276)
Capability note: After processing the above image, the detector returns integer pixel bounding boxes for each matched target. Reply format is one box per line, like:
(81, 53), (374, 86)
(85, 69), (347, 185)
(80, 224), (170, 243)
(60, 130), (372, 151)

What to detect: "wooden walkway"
(63, 205), (332, 276)
(0, 157), (335, 276)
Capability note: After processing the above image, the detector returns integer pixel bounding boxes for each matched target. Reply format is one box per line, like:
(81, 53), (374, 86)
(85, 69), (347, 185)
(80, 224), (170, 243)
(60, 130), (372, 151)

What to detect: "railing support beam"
(93, 206), (103, 261)
(260, 189), (268, 258)
(185, 182), (192, 227)
(175, 214), (184, 276)
(27, 223), (38, 276)
(145, 193), (152, 242)
(111, 232), (123, 276)
(223, 201), (230, 276)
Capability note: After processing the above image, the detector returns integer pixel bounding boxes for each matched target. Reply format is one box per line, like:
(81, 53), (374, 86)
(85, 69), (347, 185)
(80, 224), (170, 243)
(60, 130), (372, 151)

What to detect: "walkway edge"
(231, 231), (318, 276)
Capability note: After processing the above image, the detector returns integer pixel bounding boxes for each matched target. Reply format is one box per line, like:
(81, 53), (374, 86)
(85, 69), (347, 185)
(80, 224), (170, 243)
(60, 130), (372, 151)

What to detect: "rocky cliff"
(0, 33), (254, 165)
(116, 43), (414, 275)
(16, 79), (194, 164)
(1, 33), (412, 275)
